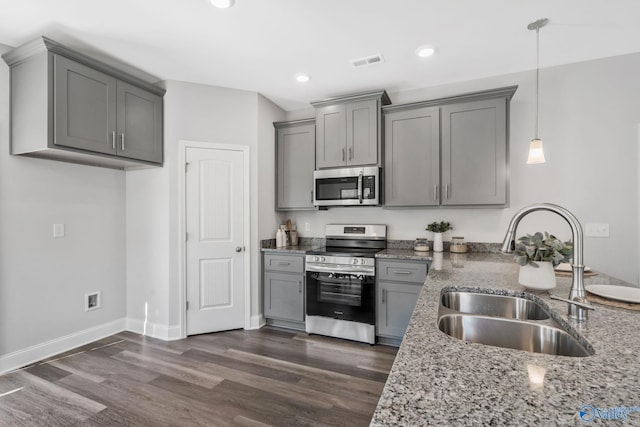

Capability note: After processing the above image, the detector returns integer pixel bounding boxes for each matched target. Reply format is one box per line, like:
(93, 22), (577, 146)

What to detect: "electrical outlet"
(53, 223), (65, 238)
(584, 223), (610, 237)
(85, 292), (101, 311)
(305, 222), (311, 232)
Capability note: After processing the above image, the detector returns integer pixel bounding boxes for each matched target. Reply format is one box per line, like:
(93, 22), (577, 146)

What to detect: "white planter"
(433, 232), (444, 252)
(518, 261), (556, 291)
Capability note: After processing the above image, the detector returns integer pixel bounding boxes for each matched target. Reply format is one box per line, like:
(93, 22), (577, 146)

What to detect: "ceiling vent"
(350, 54), (385, 68)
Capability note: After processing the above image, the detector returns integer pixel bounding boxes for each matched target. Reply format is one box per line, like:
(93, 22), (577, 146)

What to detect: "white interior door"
(186, 146), (245, 335)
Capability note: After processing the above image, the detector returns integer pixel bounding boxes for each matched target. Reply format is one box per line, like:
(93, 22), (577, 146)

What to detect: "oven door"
(306, 271), (375, 324)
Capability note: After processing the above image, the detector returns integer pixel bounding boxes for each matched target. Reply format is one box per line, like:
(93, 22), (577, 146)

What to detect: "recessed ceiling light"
(294, 73), (311, 83)
(210, 0), (234, 8)
(416, 45), (436, 58)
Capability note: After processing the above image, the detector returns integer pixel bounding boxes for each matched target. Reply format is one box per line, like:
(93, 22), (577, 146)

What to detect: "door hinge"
(185, 232), (188, 242)
(185, 162), (189, 173)
(186, 301), (189, 310)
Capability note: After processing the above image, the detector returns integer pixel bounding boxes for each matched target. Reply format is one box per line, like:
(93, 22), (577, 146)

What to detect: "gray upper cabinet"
(116, 81), (163, 163)
(54, 55), (117, 156)
(275, 119), (316, 211)
(315, 104), (346, 168)
(441, 98), (506, 205)
(2, 36), (165, 169)
(382, 86), (516, 207)
(312, 90), (390, 169)
(384, 107), (440, 206)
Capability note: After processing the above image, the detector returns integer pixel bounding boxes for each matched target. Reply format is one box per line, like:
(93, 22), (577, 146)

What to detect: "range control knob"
(352, 258), (360, 265)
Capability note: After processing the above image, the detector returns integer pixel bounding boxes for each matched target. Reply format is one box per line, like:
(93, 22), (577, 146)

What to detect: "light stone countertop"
(370, 252), (640, 426)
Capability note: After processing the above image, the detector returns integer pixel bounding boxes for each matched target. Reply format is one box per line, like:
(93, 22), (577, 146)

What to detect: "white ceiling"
(1, 0), (640, 111)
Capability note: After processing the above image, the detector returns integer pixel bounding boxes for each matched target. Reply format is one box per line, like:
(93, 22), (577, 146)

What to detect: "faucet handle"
(549, 294), (595, 311)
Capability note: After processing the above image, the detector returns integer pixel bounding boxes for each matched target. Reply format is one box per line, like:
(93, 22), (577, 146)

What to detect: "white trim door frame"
(178, 140), (251, 338)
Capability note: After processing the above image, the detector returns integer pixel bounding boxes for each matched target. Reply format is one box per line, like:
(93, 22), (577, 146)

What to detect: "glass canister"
(450, 236), (468, 253)
(413, 238), (430, 252)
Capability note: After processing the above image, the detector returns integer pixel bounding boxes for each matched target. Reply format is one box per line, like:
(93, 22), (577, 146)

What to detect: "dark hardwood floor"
(0, 327), (397, 426)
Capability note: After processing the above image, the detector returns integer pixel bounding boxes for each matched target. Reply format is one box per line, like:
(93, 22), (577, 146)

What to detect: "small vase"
(518, 261), (556, 291)
(433, 232), (444, 252)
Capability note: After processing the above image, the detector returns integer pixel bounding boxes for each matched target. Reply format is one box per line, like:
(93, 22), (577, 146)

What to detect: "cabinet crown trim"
(2, 36), (166, 97)
(273, 118), (315, 128)
(310, 89), (391, 108)
(382, 85), (518, 114)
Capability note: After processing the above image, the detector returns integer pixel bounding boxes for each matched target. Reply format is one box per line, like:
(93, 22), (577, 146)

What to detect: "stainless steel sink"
(437, 314), (594, 357)
(437, 290), (594, 357)
(441, 291), (550, 320)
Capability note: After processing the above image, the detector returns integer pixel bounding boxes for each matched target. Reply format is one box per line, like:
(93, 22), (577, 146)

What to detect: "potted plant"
(426, 221), (452, 252)
(513, 232), (573, 290)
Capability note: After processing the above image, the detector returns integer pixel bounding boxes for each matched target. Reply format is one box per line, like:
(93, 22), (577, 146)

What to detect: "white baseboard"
(248, 315), (265, 330)
(125, 318), (183, 341)
(0, 318), (126, 375)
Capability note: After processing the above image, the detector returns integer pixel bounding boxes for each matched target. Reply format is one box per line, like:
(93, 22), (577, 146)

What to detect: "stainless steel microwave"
(313, 166), (380, 207)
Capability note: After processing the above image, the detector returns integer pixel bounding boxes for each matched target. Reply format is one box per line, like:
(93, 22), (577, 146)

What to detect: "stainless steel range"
(305, 224), (387, 344)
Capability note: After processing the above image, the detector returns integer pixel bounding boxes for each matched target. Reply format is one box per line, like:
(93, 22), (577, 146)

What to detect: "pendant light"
(526, 18), (549, 164)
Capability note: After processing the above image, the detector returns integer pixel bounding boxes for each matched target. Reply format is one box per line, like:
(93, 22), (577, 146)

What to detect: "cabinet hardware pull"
(310, 190), (314, 203)
(342, 148), (345, 161)
(348, 147), (352, 161)
(394, 270), (412, 275)
(277, 262), (291, 266)
(382, 288), (386, 304)
(433, 185), (438, 201)
(112, 131), (116, 150)
(445, 184), (449, 200)
(121, 133), (125, 151)
(299, 280), (302, 293)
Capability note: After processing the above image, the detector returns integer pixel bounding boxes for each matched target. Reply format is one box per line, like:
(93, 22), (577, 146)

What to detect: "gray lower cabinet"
(2, 36), (165, 169)
(263, 253), (305, 329)
(376, 259), (428, 345)
(274, 119), (316, 210)
(382, 86), (516, 207)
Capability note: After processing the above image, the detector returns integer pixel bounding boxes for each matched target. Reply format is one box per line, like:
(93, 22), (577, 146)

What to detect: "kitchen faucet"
(501, 203), (594, 321)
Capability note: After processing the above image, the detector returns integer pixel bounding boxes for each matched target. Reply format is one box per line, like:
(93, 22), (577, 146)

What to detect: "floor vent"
(350, 54), (385, 68)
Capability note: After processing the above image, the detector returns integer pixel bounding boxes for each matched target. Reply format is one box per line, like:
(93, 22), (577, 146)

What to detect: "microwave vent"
(350, 54), (385, 68)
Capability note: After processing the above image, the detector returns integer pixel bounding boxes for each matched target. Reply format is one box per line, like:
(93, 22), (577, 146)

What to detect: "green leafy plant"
(426, 221), (452, 233)
(513, 232), (573, 268)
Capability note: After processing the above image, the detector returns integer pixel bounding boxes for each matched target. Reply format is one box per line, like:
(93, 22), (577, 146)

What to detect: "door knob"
(235, 246), (243, 252)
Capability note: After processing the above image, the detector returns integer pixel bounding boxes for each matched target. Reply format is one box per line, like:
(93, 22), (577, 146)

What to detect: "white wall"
(126, 80), (284, 337)
(0, 45), (127, 371)
(286, 53), (640, 285)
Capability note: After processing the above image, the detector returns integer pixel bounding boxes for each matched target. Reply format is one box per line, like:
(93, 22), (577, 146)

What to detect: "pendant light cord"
(535, 27), (540, 140)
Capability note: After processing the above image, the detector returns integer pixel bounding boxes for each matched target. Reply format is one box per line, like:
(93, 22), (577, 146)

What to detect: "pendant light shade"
(527, 18), (549, 164)
(526, 138), (546, 164)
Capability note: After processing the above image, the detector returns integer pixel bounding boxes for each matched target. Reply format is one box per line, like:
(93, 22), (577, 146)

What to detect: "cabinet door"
(54, 55), (117, 155)
(377, 281), (421, 338)
(276, 123), (315, 210)
(347, 99), (378, 166)
(384, 107), (440, 206)
(116, 81), (163, 163)
(441, 98), (507, 205)
(264, 272), (305, 322)
(316, 104), (346, 168)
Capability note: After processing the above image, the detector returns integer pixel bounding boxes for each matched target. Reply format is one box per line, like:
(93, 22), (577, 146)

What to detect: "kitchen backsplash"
(261, 238), (502, 253)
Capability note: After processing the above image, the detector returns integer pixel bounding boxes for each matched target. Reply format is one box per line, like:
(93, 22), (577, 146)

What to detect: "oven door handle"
(306, 264), (375, 276)
(357, 170), (363, 204)
(313, 275), (365, 285)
